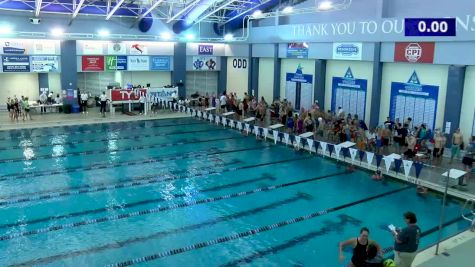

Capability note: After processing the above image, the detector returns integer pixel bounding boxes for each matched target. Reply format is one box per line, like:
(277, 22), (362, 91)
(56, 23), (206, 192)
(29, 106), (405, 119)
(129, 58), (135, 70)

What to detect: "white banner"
(383, 156), (394, 173)
(403, 160), (413, 178)
(83, 41), (103, 55)
(31, 56), (59, 72)
(215, 116), (220, 125)
(209, 114), (213, 122)
(307, 139), (314, 152)
(284, 133), (290, 145)
(334, 144), (342, 160)
(263, 128), (269, 140)
(333, 43), (363, 60)
(222, 117), (227, 126)
(108, 42), (127, 55)
(245, 123), (250, 134)
(295, 136), (301, 148)
(349, 148), (358, 162)
(254, 126), (259, 137)
(33, 41), (56, 55)
(320, 141), (327, 156)
(127, 56), (149, 71)
(230, 120), (235, 128)
(366, 152), (374, 166)
(238, 122), (243, 130)
(129, 43), (148, 55)
(273, 131), (279, 144)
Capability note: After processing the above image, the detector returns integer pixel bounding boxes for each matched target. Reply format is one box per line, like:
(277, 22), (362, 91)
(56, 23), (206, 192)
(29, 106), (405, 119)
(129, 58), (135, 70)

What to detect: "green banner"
(105, 56), (118, 71)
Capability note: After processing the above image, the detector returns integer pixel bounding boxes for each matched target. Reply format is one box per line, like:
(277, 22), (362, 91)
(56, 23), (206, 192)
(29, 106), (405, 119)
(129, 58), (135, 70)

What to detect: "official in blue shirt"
(392, 212), (421, 267)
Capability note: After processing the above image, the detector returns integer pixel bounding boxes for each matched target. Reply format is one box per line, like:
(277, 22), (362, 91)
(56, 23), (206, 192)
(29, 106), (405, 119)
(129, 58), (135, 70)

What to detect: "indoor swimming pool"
(0, 117), (469, 266)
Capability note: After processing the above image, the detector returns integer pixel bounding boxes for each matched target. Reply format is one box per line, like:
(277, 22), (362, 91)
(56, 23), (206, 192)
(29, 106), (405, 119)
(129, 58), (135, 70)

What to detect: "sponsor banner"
(33, 41), (56, 55)
(111, 88), (147, 101)
(150, 56), (171, 71)
(231, 58), (248, 70)
(2, 55), (30, 72)
(287, 42), (308, 59)
(129, 43), (148, 55)
(198, 44), (214, 55)
(127, 56), (149, 71)
(107, 42), (127, 55)
(148, 87), (178, 99)
(31, 56), (60, 72)
(83, 42), (104, 55)
(105, 56), (127, 71)
(332, 43), (362, 60)
(82, 56), (104, 71)
(2, 41), (26, 54)
(394, 42), (435, 63)
(192, 56), (217, 70)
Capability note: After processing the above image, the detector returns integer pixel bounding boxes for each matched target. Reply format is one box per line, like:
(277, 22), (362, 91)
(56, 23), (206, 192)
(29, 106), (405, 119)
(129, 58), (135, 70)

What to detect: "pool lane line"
(0, 120), (202, 142)
(0, 154), (312, 230)
(0, 157), (236, 206)
(0, 135), (245, 165)
(8, 193), (311, 267)
(0, 128), (228, 151)
(221, 214), (363, 266)
(0, 117), (193, 137)
(103, 185), (412, 267)
(0, 142), (268, 181)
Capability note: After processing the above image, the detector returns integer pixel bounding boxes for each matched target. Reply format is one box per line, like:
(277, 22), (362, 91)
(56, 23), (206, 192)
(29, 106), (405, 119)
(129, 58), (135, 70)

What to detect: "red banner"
(82, 56), (104, 71)
(394, 42), (435, 63)
(111, 89), (147, 101)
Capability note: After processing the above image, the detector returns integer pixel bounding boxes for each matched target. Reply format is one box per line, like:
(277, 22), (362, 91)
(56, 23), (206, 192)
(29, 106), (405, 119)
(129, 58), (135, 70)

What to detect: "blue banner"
(150, 56), (171, 71)
(117, 56), (127, 70)
(2, 56), (30, 72)
(389, 71), (438, 130)
(331, 68), (367, 120)
(287, 43), (308, 59)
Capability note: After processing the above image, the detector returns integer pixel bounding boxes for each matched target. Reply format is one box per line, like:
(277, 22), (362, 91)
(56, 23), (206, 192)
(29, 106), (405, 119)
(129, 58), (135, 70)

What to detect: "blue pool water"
(0, 117), (469, 266)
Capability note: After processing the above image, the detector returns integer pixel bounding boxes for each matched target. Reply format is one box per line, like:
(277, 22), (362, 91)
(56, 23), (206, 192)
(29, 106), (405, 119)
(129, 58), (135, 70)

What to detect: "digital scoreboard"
(405, 18), (456, 36)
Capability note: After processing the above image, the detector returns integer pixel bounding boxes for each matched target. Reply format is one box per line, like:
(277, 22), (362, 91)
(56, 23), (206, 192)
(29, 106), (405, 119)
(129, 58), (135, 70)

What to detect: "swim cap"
(383, 259), (395, 267)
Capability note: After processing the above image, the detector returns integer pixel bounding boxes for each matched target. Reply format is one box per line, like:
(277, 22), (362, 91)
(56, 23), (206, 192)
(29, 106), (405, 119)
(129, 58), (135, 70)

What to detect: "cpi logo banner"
(394, 42), (435, 63)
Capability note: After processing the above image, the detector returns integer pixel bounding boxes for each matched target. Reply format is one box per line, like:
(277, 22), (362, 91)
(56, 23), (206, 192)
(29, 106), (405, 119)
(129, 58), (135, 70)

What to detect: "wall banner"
(82, 42), (104, 55)
(33, 41), (56, 55)
(2, 55), (30, 72)
(394, 42), (435, 63)
(150, 56), (171, 71)
(107, 42), (127, 55)
(285, 64), (313, 110)
(127, 56), (149, 71)
(105, 55), (127, 71)
(111, 88), (147, 101)
(332, 43), (362, 60)
(31, 56), (60, 72)
(389, 71), (438, 130)
(331, 67), (367, 120)
(198, 44), (213, 55)
(129, 43), (148, 55)
(287, 42), (309, 59)
(231, 58), (248, 70)
(82, 56), (104, 71)
(2, 41), (26, 54)
(192, 56), (217, 70)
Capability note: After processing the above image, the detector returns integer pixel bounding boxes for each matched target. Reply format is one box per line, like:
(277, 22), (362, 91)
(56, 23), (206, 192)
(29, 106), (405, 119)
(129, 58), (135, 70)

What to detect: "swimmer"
(372, 167), (383, 180)
(416, 185), (428, 195)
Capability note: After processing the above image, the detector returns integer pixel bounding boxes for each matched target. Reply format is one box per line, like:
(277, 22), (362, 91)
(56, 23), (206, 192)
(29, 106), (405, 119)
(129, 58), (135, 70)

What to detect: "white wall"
(460, 66), (475, 143)
(280, 59), (316, 102)
(121, 72), (171, 88)
(47, 73), (61, 93)
(325, 60), (374, 124)
(226, 57), (249, 99)
(380, 63), (449, 129)
(258, 58), (274, 103)
(0, 73), (39, 101)
(77, 72), (115, 96)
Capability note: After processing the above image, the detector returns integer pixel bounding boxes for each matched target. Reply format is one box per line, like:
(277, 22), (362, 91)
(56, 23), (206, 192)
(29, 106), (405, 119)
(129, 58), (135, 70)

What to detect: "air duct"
(172, 0), (220, 34)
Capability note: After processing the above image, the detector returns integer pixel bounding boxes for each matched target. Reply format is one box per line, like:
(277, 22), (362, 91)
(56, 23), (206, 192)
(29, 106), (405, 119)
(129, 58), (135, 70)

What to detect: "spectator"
(391, 212), (421, 267)
(450, 128), (463, 163)
(80, 91), (88, 114)
(461, 137), (474, 186)
(39, 91), (47, 114)
(100, 91), (107, 117)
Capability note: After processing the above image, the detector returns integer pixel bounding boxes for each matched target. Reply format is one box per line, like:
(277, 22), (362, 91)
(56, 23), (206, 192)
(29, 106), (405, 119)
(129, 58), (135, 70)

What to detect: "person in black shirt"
(339, 227), (381, 267)
(392, 212), (421, 267)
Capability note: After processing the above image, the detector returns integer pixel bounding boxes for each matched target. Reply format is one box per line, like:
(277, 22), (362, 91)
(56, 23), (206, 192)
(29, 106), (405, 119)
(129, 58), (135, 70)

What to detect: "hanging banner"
(295, 136), (301, 148)
(150, 56), (171, 71)
(192, 56), (217, 70)
(389, 71), (438, 130)
(105, 56), (127, 71)
(359, 150), (365, 162)
(332, 43), (362, 60)
(285, 64), (313, 110)
(383, 156), (394, 173)
(334, 145), (342, 159)
(366, 152), (374, 166)
(394, 42), (435, 63)
(245, 123), (250, 134)
(198, 44), (214, 55)
(127, 56), (149, 71)
(307, 139), (314, 151)
(349, 148), (358, 161)
(31, 56), (59, 72)
(2, 55), (30, 72)
(129, 43), (148, 55)
(263, 128), (269, 139)
(284, 133), (290, 145)
(287, 42), (309, 58)
(320, 141), (328, 156)
(82, 56), (104, 71)
(394, 159), (403, 174)
(331, 67), (367, 120)
(33, 41), (56, 55)
(110, 88), (147, 101)
(273, 131), (279, 144)
(108, 42), (127, 55)
(2, 41), (26, 54)
(403, 160), (413, 178)
(82, 42), (103, 55)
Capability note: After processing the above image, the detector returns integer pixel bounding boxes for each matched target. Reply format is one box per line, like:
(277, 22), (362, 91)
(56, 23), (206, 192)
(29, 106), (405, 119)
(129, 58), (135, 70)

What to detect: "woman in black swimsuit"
(339, 227), (381, 267)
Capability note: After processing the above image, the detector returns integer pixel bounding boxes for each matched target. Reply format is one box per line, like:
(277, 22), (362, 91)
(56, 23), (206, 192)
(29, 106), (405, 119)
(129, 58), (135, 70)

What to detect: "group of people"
(39, 90), (62, 113)
(6, 95), (32, 122)
(339, 212), (421, 267)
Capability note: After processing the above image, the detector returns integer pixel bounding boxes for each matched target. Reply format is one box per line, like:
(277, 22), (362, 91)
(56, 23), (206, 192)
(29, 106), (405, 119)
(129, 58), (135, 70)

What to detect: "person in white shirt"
(47, 91), (53, 104)
(39, 91), (47, 113)
(219, 93), (227, 113)
(100, 91), (107, 117)
(139, 94), (145, 114)
(55, 94), (62, 104)
(80, 92), (88, 113)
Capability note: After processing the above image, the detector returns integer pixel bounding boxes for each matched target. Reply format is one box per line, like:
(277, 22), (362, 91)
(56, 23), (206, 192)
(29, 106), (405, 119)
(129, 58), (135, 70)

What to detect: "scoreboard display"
(405, 18), (456, 36)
